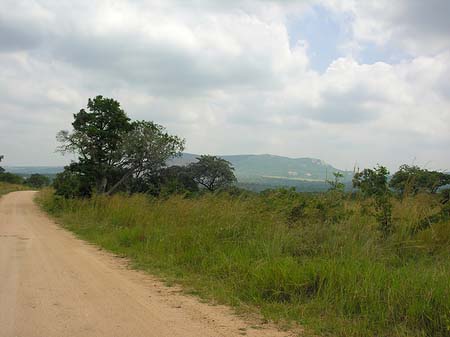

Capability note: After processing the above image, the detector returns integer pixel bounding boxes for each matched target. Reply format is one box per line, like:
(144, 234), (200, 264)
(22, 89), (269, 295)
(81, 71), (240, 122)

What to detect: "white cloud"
(0, 0), (449, 170)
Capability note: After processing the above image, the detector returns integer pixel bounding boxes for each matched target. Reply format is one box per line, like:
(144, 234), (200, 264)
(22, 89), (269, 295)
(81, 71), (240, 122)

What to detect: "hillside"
(6, 154), (352, 191)
(4, 166), (64, 176)
(171, 153), (353, 184)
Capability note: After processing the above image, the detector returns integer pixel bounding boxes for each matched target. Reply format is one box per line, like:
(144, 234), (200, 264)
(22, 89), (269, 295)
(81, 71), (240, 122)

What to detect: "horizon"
(3, 152), (449, 174)
(1, 1), (450, 170)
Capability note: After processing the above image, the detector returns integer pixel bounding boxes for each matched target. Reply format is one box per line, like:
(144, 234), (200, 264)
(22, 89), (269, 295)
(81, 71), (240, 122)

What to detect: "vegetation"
(353, 165), (393, 236)
(0, 155), (25, 185)
(171, 153), (353, 191)
(189, 155), (236, 192)
(56, 96), (185, 197)
(0, 156), (51, 190)
(0, 182), (27, 196)
(390, 164), (450, 196)
(54, 97), (236, 197)
(32, 96), (450, 336)
(38, 186), (450, 337)
(326, 171), (345, 192)
(0, 171), (24, 184)
(24, 174), (51, 188)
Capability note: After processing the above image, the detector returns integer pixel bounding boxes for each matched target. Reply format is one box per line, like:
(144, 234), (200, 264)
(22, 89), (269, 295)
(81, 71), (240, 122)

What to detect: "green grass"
(37, 188), (450, 337)
(0, 182), (27, 196)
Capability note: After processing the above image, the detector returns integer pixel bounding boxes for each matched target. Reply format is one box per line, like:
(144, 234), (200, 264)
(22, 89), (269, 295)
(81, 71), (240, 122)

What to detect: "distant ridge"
(170, 153), (352, 182)
(6, 154), (352, 191)
(4, 166), (64, 176)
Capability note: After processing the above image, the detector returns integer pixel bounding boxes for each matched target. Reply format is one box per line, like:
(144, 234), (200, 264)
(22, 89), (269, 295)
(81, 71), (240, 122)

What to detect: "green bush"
(25, 174), (50, 188)
(0, 172), (24, 184)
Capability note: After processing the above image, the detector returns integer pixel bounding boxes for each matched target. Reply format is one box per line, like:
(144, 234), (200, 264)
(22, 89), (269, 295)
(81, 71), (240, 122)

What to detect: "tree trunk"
(100, 177), (108, 194)
(106, 171), (133, 195)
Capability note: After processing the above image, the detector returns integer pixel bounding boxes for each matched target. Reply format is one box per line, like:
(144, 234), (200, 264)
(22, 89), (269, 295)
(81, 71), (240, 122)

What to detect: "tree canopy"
(57, 95), (133, 193)
(56, 96), (185, 197)
(188, 155), (236, 192)
(390, 164), (450, 196)
(25, 174), (50, 189)
(353, 165), (392, 236)
(353, 165), (390, 198)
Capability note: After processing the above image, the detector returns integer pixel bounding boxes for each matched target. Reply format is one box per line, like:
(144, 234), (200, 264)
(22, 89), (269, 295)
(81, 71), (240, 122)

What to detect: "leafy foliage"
(53, 165), (93, 198)
(327, 171), (345, 192)
(56, 96), (184, 197)
(353, 165), (393, 236)
(158, 165), (199, 195)
(25, 174), (50, 188)
(189, 155), (236, 191)
(390, 164), (450, 196)
(106, 120), (185, 195)
(0, 155), (23, 184)
(353, 165), (390, 197)
(57, 95), (133, 193)
(0, 172), (24, 184)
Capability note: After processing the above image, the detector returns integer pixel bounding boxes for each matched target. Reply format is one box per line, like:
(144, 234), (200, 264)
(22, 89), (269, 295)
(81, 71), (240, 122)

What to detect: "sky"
(0, 0), (449, 171)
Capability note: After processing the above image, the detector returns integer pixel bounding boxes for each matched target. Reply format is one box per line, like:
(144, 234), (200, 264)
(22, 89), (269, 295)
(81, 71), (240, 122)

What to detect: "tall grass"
(37, 188), (450, 337)
(0, 182), (27, 196)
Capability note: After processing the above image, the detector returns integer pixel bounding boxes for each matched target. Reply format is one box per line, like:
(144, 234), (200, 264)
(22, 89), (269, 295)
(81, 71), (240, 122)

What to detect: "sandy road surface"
(0, 191), (296, 337)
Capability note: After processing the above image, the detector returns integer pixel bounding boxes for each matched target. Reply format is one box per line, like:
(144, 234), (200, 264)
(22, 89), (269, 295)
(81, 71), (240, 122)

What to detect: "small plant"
(327, 171), (345, 192)
(353, 165), (393, 237)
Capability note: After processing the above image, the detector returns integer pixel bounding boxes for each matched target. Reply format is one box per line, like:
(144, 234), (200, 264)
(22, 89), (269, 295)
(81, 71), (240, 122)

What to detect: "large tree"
(57, 95), (132, 193)
(106, 120), (185, 195)
(0, 155), (4, 173)
(390, 165), (450, 196)
(189, 155), (236, 192)
(57, 96), (185, 196)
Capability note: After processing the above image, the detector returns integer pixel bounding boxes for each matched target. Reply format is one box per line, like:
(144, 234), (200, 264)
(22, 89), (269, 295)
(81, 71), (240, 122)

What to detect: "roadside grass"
(0, 182), (27, 196)
(37, 188), (450, 337)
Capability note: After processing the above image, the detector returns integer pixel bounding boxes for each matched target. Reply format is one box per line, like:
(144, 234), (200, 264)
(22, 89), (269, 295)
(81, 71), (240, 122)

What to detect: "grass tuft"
(0, 182), (27, 197)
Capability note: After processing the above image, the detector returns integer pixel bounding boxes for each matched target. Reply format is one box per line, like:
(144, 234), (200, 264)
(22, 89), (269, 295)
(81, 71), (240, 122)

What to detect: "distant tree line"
(0, 156), (51, 188)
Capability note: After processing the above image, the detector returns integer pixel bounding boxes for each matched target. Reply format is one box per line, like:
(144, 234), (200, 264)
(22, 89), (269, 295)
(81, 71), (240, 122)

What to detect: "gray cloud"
(312, 88), (378, 123)
(0, 20), (41, 52)
(0, 0), (449, 169)
(326, 0), (450, 55)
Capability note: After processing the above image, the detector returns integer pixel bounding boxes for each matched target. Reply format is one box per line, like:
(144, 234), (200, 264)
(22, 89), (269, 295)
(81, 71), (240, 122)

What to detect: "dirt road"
(0, 191), (295, 337)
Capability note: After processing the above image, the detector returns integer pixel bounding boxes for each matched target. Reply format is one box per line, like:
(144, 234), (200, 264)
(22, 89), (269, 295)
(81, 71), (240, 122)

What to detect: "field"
(0, 182), (27, 196)
(37, 188), (450, 337)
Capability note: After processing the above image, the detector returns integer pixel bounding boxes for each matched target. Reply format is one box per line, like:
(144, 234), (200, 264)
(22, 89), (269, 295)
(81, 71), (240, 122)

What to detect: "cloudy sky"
(1, 0), (449, 170)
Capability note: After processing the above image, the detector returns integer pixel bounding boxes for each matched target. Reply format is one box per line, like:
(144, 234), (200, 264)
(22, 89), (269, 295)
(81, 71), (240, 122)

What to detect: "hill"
(171, 153), (352, 190)
(6, 154), (352, 191)
(4, 166), (64, 176)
